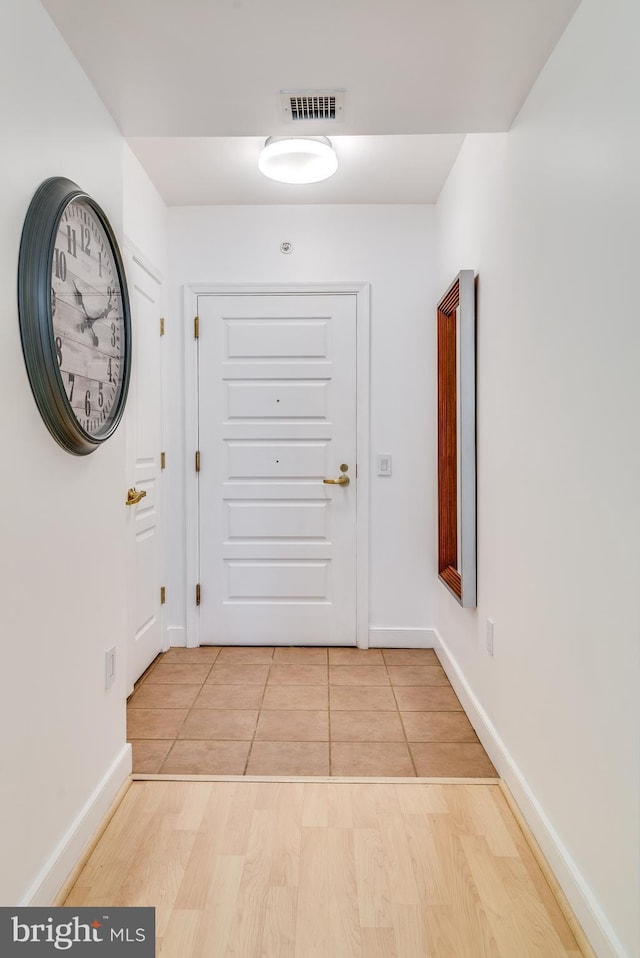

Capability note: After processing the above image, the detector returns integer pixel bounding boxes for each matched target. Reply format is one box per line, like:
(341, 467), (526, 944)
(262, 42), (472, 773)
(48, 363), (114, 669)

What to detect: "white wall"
(435, 1), (640, 955)
(0, 6), (170, 903)
(166, 205), (437, 643)
(0, 0), (131, 904)
(123, 143), (169, 277)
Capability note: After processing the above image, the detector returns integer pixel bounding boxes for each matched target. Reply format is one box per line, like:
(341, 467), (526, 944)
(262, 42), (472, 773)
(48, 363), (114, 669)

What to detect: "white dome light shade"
(258, 136), (338, 184)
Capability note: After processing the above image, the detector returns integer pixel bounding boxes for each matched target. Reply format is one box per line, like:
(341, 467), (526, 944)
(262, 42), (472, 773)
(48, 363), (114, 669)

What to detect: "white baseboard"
(433, 629), (625, 958)
(22, 744), (132, 906)
(368, 628), (436, 648)
(167, 626), (186, 648)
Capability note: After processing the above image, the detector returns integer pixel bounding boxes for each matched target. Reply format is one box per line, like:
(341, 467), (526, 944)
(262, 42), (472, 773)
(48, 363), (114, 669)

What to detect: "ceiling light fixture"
(258, 136), (338, 184)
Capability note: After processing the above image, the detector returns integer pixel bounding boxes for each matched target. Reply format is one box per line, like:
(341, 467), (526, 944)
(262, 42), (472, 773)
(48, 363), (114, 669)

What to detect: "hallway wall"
(0, 1), (131, 903)
(166, 205), (438, 644)
(123, 144), (169, 277)
(435, 1), (640, 955)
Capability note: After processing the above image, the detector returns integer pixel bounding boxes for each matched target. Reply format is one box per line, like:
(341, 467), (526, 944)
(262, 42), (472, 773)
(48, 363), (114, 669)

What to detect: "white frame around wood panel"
(123, 237), (168, 691)
(183, 283), (370, 649)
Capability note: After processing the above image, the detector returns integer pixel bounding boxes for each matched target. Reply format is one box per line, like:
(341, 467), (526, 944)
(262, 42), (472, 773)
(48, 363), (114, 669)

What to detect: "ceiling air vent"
(280, 90), (345, 122)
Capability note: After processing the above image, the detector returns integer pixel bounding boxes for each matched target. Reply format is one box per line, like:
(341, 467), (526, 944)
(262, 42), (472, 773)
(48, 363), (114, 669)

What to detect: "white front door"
(125, 250), (164, 688)
(198, 293), (357, 646)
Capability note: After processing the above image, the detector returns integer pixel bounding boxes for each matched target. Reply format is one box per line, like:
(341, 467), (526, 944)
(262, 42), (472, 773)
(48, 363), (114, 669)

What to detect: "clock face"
(18, 178), (131, 455)
(52, 197), (125, 437)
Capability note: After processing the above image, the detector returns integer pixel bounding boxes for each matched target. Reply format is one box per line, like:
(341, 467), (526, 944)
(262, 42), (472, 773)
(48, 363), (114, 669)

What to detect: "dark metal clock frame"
(17, 176), (132, 455)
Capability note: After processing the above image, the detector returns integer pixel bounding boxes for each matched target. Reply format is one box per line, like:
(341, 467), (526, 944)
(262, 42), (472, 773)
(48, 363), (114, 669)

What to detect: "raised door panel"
(226, 319), (328, 358)
(226, 501), (329, 539)
(226, 441), (329, 479)
(227, 561), (329, 599)
(226, 381), (329, 420)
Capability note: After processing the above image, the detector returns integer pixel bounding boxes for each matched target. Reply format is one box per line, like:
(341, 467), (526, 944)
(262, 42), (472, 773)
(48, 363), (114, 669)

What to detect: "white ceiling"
(126, 135), (465, 205)
(42, 0), (581, 205)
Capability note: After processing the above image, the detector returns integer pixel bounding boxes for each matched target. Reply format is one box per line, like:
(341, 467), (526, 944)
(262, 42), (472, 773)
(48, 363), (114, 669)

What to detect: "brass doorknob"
(323, 475), (350, 486)
(125, 487), (147, 506)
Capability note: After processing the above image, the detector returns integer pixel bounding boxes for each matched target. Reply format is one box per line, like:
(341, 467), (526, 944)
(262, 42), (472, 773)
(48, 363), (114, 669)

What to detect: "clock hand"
(76, 284), (115, 323)
(73, 281), (114, 347)
(72, 280), (89, 320)
(72, 281), (97, 345)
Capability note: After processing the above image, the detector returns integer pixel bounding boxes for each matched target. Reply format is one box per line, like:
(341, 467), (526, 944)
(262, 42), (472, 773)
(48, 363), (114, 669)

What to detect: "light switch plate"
(377, 454), (392, 476)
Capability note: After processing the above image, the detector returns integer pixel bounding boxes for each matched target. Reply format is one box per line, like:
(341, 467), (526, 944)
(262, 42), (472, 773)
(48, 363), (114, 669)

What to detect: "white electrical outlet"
(105, 646), (116, 689)
(486, 620), (495, 656)
(377, 454), (392, 476)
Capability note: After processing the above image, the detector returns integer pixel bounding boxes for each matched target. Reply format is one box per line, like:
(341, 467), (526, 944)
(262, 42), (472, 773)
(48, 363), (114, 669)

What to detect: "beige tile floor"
(127, 646), (497, 778)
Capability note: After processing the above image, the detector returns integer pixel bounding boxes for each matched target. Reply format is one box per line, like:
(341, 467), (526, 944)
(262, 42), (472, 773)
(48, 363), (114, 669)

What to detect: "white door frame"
(123, 237), (168, 693)
(183, 282), (370, 649)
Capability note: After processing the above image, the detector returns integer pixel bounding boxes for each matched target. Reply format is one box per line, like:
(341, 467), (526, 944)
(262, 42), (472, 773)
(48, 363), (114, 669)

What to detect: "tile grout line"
(384, 650), (419, 778)
(242, 648), (274, 775)
(159, 649), (220, 774)
(157, 650), (219, 773)
(157, 738), (179, 774)
(183, 655), (216, 736)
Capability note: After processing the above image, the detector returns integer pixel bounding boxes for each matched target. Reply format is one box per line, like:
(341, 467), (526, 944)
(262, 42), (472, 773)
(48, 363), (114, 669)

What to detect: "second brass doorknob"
(323, 475), (350, 486)
(125, 487), (147, 506)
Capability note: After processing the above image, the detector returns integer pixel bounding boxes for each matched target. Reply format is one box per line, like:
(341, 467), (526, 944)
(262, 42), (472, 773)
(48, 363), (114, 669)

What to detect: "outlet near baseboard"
(486, 620), (495, 656)
(105, 646), (116, 689)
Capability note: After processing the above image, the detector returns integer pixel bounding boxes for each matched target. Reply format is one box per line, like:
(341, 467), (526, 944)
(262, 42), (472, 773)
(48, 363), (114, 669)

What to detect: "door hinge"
(161, 451), (166, 470)
(194, 315), (199, 339)
(160, 316), (165, 336)
(196, 583), (201, 606)
(160, 586), (166, 605)
(195, 450), (201, 473)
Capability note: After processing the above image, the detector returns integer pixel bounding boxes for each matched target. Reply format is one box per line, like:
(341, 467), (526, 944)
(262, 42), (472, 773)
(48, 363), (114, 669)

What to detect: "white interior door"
(198, 293), (357, 646)
(125, 250), (164, 688)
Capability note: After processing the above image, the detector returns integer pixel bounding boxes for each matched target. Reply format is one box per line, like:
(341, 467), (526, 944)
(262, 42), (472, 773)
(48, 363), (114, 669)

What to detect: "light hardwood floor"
(64, 780), (584, 957)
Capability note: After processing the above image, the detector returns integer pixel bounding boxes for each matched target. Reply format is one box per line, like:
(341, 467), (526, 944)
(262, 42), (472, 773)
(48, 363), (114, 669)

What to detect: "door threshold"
(132, 773), (501, 785)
